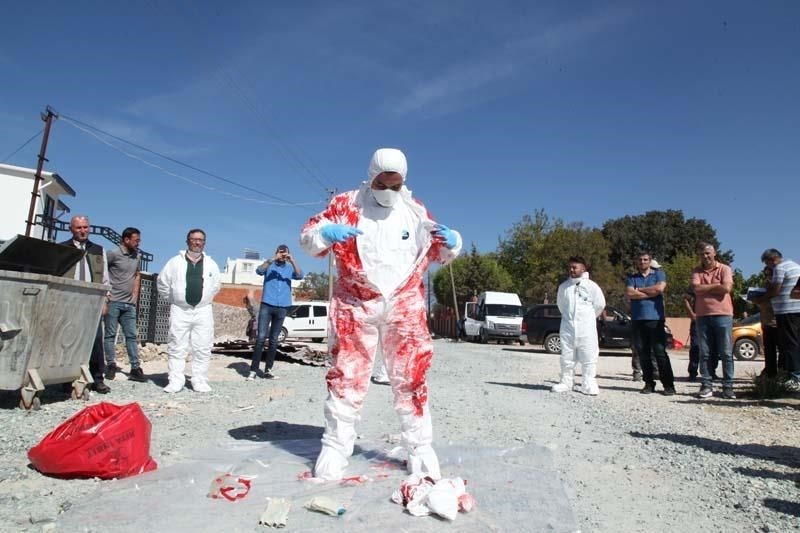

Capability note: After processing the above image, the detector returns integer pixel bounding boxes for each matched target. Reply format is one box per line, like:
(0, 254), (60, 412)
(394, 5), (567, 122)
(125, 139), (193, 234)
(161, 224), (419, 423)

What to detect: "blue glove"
(320, 224), (363, 244)
(432, 223), (458, 249)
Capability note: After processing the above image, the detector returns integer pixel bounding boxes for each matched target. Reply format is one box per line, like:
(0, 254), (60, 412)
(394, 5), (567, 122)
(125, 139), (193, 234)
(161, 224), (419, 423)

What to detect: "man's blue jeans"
(250, 303), (289, 373)
(104, 301), (140, 369)
(696, 315), (734, 388)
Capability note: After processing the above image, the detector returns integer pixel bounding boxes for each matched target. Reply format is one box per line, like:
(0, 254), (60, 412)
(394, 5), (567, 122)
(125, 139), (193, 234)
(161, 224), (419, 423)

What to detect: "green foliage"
(660, 252), (697, 317)
(296, 271), (332, 301)
(432, 244), (513, 312)
(601, 210), (734, 272)
(496, 211), (623, 306)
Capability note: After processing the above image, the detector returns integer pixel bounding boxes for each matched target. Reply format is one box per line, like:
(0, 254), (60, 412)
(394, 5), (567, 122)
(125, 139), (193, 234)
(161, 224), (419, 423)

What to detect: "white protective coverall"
(553, 272), (606, 395)
(300, 149), (462, 481)
(157, 251), (221, 392)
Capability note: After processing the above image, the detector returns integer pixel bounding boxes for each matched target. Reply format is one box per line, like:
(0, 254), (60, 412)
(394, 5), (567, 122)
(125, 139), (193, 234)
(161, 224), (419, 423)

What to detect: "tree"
(660, 252), (697, 317)
(432, 244), (513, 312)
(601, 210), (734, 272)
(295, 271), (332, 300)
(496, 211), (622, 306)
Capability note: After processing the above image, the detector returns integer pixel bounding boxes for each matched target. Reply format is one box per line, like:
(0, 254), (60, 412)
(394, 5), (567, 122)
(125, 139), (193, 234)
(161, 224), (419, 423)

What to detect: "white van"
(278, 301), (330, 342)
(463, 291), (525, 344)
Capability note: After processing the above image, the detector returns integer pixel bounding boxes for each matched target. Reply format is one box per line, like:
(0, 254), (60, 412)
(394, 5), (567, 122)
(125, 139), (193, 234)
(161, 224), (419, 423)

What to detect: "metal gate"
(136, 273), (170, 344)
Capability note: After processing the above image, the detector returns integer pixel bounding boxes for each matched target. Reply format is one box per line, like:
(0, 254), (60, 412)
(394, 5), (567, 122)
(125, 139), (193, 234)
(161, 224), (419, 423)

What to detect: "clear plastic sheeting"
(56, 439), (578, 532)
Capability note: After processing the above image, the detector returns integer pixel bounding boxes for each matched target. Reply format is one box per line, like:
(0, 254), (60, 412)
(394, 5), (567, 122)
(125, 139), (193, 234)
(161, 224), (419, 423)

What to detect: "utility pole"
(326, 188), (337, 301)
(25, 106), (58, 237)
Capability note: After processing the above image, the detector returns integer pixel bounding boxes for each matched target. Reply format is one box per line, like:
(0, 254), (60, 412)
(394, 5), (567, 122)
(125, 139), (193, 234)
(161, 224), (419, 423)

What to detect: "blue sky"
(1, 1), (798, 280)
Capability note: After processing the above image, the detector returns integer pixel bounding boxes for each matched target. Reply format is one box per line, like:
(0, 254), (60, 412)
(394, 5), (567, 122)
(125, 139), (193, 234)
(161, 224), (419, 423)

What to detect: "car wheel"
(479, 328), (489, 344)
(518, 339), (526, 346)
(734, 338), (758, 361)
(544, 333), (562, 354)
(277, 327), (287, 343)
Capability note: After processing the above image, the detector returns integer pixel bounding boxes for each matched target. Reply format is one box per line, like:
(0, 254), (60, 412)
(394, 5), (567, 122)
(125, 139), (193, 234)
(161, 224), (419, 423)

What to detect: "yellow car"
(732, 314), (762, 361)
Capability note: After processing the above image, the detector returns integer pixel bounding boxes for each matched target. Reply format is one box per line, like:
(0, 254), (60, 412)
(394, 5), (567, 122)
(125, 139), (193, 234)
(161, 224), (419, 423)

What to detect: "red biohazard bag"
(28, 402), (158, 479)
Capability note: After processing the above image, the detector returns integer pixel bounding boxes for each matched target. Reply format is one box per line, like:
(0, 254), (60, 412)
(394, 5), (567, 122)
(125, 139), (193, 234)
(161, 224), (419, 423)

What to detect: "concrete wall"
(665, 317), (691, 349)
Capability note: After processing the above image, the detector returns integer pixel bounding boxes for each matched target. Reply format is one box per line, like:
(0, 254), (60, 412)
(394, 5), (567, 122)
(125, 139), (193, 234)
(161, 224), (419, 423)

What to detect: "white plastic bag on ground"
(391, 474), (474, 520)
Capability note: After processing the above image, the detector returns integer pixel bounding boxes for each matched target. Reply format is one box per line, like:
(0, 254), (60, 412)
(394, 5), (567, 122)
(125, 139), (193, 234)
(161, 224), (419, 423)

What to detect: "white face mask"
(372, 188), (399, 207)
(186, 250), (202, 261)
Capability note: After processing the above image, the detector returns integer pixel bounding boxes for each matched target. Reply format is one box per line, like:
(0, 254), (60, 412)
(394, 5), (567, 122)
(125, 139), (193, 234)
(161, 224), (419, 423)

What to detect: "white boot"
(314, 446), (349, 480)
(408, 444), (441, 480)
(580, 360), (599, 395)
(581, 380), (599, 396)
(551, 375), (574, 393)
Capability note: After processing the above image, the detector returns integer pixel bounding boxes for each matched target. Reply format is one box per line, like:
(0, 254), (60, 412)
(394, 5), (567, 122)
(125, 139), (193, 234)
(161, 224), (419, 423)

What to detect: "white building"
(0, 163), (74, 241)
(220, 256), (264, 285)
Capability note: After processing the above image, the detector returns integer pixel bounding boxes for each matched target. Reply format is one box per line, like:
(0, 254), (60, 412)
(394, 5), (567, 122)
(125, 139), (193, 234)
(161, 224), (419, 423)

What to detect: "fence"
(135, 273), (170, 344)
(429, 308), (458, 339)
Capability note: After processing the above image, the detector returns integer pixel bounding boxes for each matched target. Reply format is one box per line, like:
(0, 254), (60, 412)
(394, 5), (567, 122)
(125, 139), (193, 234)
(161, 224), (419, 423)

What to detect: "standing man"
(60, 215), (110, 394)
(550, 256), (606, 395)
(157, 229), (221, 393)
(692, 242), (735, 399)
(755, 249), (800, 389)
(247, 244), (304, 380)
(300, 148), (462, 481)
(626, 251), (675, 395)
(104, 227), (146, 382)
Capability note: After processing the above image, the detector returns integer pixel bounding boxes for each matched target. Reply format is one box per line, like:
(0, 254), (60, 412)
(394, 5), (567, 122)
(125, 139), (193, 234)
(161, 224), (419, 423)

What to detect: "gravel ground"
(0, 338), (798, 532)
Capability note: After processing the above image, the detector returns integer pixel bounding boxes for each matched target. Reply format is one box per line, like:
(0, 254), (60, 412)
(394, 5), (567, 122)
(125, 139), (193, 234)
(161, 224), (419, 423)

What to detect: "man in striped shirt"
(755, 249), (800, 389)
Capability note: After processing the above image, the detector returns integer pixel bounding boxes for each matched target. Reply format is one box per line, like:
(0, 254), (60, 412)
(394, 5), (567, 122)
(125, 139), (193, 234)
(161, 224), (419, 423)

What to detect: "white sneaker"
(784, 379), (800, 392)
(193, 381), (212, 393)
(551, 382), (573, 393)
(246, 371), (257, 381)
(163, 382), (182, 393)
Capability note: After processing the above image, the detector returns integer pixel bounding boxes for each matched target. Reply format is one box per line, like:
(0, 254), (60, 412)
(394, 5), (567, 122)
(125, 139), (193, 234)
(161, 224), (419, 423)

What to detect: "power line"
(1, 129), (43, 163)
(60, 113), (324, 208)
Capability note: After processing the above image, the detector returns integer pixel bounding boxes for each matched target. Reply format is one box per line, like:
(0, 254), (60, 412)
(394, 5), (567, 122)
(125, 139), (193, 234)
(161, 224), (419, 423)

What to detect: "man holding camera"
(247, 244), (304, 380)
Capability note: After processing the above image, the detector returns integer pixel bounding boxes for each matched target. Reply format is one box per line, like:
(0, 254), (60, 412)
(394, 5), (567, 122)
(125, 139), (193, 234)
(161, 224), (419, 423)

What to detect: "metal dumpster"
(0, 235), (109, 409)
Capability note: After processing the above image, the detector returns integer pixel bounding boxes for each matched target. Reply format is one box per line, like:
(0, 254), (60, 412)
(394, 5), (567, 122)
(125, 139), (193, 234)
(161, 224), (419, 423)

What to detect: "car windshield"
(736, 313), (761, 326)
(485, 304), (524, 317)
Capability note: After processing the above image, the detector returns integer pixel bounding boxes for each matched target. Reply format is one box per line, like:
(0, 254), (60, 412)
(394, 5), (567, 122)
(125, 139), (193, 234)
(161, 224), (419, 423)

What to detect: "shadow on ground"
(229, 421), (324, 442)
(485, 381), (552, 392)
(630, 431), (800, 468)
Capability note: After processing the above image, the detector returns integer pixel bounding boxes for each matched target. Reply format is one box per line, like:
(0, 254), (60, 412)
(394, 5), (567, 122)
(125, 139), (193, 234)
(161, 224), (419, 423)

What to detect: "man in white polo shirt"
(754, 249), (800, 390)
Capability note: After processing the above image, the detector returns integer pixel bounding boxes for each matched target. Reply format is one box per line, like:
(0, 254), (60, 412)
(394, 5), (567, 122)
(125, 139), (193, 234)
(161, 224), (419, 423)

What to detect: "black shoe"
(371, 376), (390, 385)
(722, 388), (736, 399)
(264, 371), (278, 380)
(662, 387), (676, 396)
(129, 367), (147, 382)
(105, 364), (119, 380)
(688, 375), (697, 382)
(632, 373), (643, 382)
(93, 382), (111, 394)
(697, 385), (713, 398)
(640, 384), (655, 394)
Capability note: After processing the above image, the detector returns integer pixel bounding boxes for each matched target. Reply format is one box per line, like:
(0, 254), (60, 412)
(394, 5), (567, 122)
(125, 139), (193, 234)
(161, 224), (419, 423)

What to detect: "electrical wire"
(1, 129), (43, 163)
(60, 115), (324, 208)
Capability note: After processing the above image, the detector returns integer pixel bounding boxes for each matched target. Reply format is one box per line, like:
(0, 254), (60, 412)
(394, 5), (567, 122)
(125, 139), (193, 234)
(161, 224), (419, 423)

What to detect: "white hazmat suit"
(300, 148), (462, 481)
(157, 250), (221, 393)
(552, 272), (605, 395)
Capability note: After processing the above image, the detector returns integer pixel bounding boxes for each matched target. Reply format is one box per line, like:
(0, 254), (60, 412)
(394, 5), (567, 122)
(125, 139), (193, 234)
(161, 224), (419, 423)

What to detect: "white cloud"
(386, 9), (633, 117)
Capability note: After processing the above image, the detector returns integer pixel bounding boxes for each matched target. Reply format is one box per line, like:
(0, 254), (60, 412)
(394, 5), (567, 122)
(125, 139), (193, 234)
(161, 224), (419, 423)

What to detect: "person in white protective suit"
(157, 228), (221, 393)
(551, 256), (606, 395)
(300, 148), (462, 481)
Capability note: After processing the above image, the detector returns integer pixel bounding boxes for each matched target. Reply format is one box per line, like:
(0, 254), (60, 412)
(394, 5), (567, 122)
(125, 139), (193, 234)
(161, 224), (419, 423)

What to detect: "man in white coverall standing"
(300, 148), (462, 481)
(551, 256), (606, 395)
(157, 229), (221, 393)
